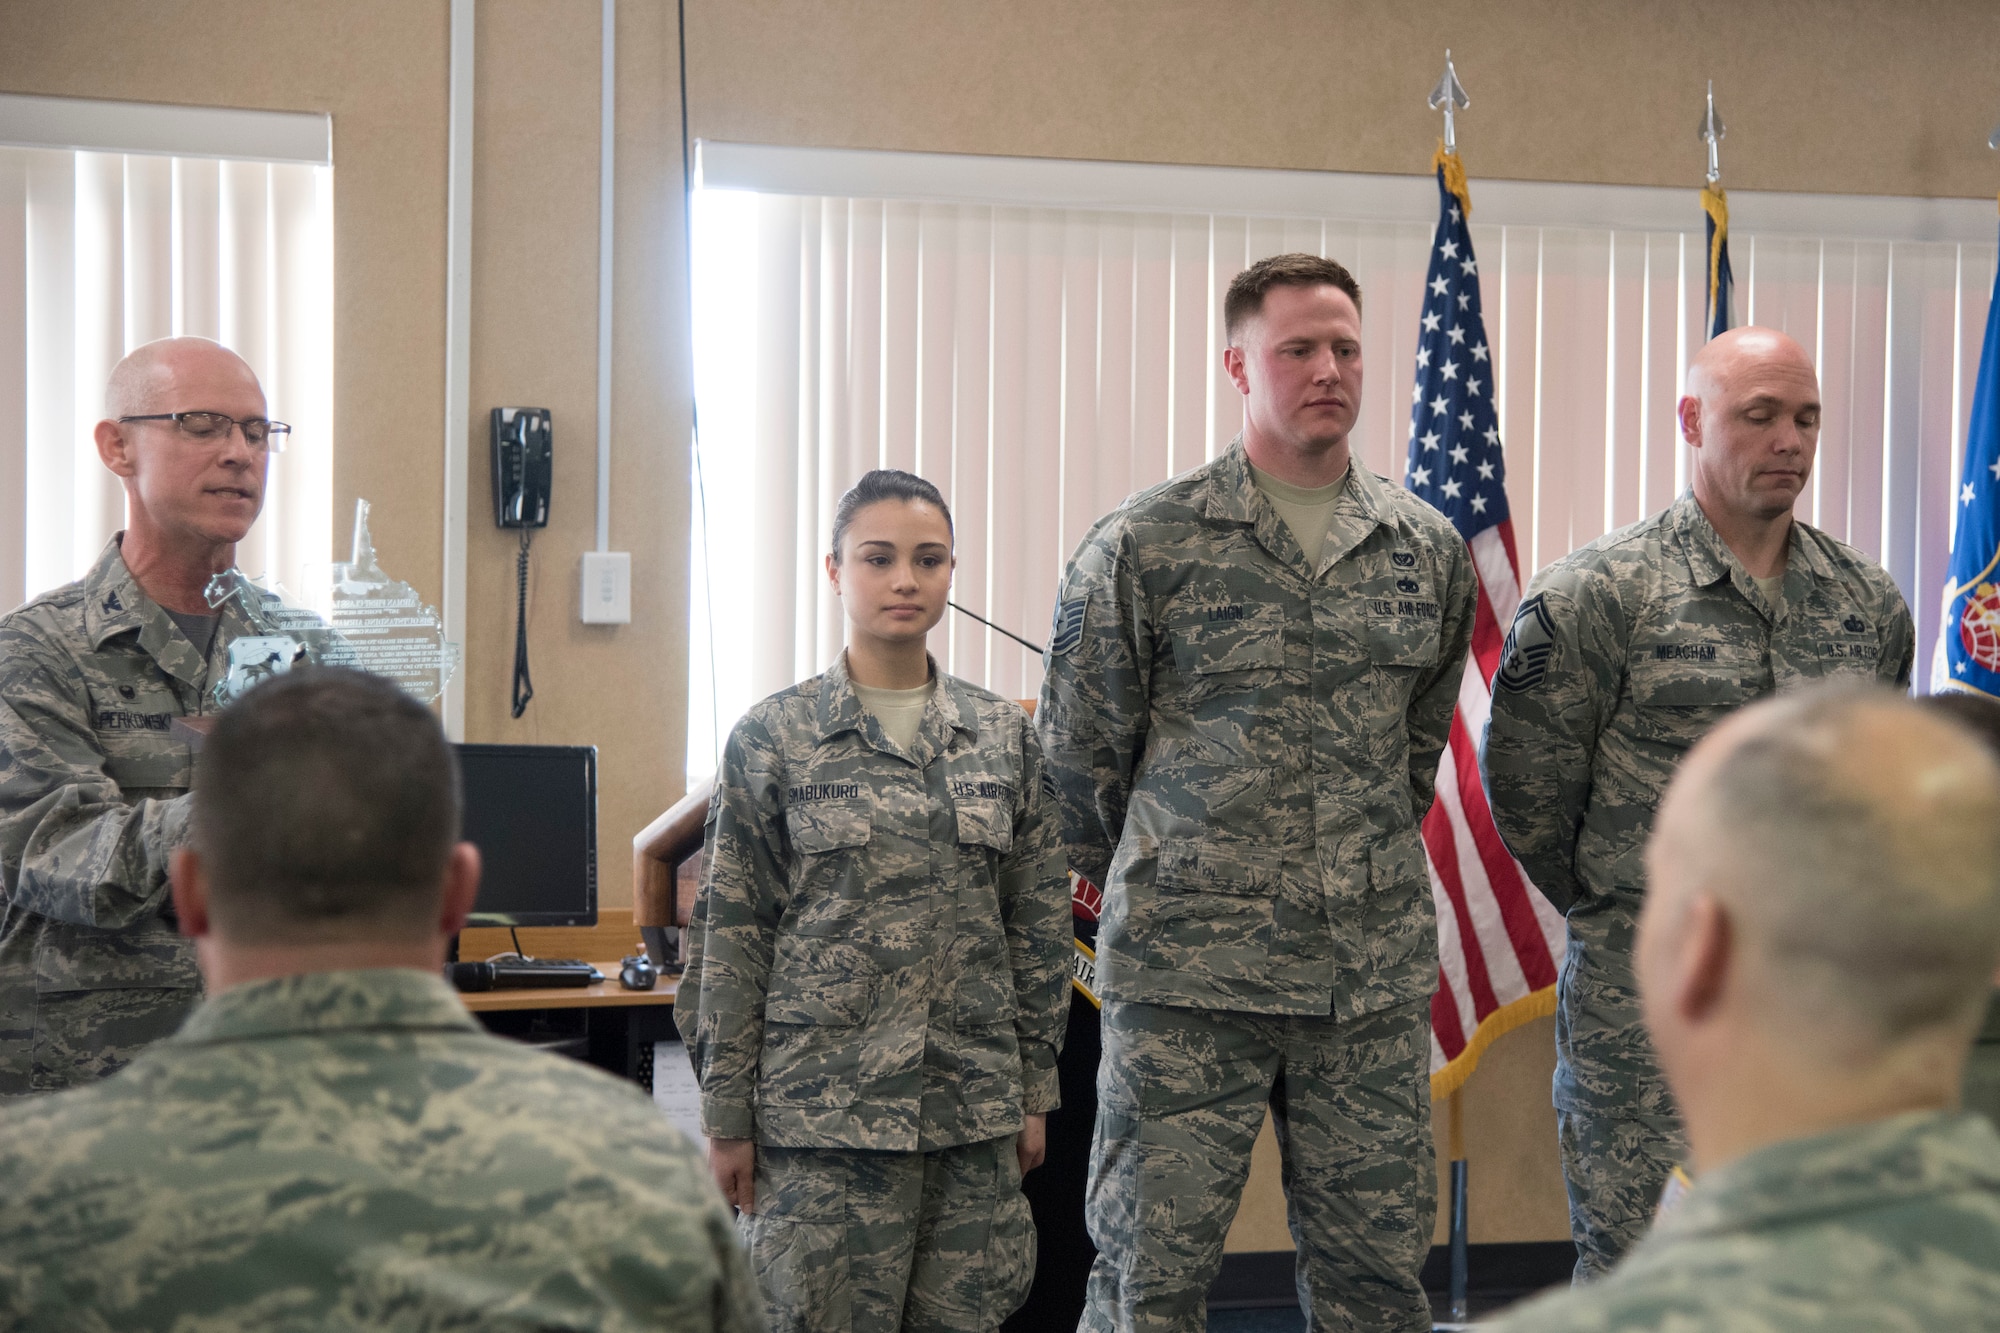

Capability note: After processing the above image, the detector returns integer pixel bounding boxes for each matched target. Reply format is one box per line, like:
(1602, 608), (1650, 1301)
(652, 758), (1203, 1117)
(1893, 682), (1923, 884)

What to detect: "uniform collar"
(170, 968), (481, 1047)
(80, 533), (253, 689)
(1204, 437), (1393, 573)
(815, 651), (978, 762)
(1651, 1110), (2000, 1245)
(1672, 491), (1839, 591)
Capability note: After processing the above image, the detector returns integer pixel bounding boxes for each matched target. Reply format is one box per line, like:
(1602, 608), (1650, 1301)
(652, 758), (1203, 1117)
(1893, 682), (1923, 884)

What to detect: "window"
(0, 94), (333, 612)
(686, 144), (1996, 781)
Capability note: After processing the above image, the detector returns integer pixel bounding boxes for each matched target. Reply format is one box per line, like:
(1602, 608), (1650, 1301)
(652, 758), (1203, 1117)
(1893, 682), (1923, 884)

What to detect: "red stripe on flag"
(1422, 775), (1500, 1019)
(1430, 965), (1467, 1056)
(1469, 578), (1507, 681)
(1447, 711), (1559, 992)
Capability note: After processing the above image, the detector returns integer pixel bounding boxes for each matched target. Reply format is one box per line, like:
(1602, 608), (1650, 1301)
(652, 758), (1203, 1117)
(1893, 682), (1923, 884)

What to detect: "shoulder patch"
(1496, 594), (1557, 693)
(1050, 597), (1087, 657)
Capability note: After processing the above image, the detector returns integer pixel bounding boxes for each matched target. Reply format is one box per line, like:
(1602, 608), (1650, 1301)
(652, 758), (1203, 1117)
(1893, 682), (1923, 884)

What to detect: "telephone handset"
(491, 407), (552, 529)
(491, 407), (550, 718)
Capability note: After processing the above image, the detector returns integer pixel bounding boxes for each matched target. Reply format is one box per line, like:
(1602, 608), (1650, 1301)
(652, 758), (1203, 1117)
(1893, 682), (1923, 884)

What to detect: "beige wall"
(6, 0), (1990, 1255)
(0, 0), (691, 898)
(685, 0), (2000, 199)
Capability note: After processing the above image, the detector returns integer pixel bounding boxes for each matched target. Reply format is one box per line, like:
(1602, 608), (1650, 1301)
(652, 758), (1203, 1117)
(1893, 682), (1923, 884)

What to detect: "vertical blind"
(0, 148), (334, 613)
(689, 185), (1995, 776)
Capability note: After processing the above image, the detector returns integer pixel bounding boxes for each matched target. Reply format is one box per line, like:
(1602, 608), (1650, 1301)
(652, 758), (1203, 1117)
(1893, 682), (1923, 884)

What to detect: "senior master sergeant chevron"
(0, 336), (275, 1096)
(1481, 326), (1914, 1282)
(1038, 253), (1477, 1333)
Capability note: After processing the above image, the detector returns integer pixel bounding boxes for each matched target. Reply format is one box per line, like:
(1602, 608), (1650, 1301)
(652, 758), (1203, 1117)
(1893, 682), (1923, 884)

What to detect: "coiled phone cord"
(511, 527), (534, 718)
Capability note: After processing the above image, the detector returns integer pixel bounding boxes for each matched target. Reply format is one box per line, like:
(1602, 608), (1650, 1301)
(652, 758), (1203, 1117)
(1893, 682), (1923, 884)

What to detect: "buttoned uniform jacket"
(1035, 440), (1479, 1019)
(0, 537), (257, 1096)
(1481, 492), (1914, 1116)
(677, 656), (1071, 1153)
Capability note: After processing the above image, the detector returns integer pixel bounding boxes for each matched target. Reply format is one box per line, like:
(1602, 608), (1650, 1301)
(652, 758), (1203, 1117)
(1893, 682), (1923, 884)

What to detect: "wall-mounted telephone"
(491, 407), (552, 529)
(492, 407), (551, 719)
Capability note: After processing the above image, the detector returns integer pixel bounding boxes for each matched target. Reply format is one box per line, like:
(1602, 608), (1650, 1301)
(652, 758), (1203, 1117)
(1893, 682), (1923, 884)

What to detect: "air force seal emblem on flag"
(1050, 596), (1087, 657)
(1497, 593), (1556, 692)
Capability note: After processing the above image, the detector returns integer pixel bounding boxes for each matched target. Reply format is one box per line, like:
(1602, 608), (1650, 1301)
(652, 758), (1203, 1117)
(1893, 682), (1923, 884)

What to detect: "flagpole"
(1427, 49), (1476, 1332)
(1699, 84), (1733, 341)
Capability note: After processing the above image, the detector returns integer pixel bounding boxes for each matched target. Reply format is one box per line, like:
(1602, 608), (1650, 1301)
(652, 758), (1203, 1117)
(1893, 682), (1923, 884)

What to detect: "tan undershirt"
(852, 678), (935, 751)
(1752, 573), (1785, 613)
(1250, 464), (1350, 569)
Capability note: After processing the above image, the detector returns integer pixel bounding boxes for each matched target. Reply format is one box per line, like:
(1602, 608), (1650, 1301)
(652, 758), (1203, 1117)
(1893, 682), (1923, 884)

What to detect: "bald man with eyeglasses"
(0, 336), (285, 1096)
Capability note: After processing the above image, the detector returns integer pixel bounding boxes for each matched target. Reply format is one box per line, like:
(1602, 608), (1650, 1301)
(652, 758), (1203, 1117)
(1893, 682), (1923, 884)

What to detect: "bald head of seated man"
(1491, 682), (2000, 1332)
(0, 668), (763, 1331)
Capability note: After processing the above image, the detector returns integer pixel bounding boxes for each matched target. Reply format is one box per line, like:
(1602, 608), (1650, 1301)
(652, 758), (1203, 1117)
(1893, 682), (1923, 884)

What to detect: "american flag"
(1402, 155), (1568, 1096)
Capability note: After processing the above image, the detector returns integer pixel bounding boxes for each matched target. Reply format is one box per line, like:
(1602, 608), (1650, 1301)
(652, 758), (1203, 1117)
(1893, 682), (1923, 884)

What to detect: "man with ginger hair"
(1488, 683), (2000, 1329)
(1482, 326), (1915, 1278)
(0, 336), (277, 1095)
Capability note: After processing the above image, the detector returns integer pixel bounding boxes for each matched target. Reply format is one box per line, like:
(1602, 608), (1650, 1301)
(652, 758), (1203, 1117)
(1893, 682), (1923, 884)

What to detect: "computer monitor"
(454, 743), (597, 928)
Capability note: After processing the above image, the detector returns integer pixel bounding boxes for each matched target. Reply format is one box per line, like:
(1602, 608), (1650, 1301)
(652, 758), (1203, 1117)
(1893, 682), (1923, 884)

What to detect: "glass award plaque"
(205, 499), (461, 707)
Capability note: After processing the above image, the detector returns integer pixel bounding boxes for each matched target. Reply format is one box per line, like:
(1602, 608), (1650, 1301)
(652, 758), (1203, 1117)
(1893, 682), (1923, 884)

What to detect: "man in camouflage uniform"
(1482, 326), (1915, 1280)
(1039, 254), (1476, 1332)
(1488, 685), (2000, 1331)
(0, 336), (279, 1096)
(679, 647), (1072, 1331)
(0, 668), (764, 1330)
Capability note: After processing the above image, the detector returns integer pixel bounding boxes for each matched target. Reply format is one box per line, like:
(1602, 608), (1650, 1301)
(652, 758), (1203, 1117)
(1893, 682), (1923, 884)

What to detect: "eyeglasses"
(118, 411), (291, 453)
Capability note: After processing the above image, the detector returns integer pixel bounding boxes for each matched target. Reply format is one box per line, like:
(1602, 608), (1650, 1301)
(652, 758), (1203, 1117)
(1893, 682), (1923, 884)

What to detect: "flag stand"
(1447, 1089), (1470, 1325)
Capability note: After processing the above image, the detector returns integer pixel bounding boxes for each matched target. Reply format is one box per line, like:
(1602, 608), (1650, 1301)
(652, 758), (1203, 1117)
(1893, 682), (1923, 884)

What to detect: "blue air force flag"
(1701, 184), (1734, 341)
(1935, 222), (2000, 697)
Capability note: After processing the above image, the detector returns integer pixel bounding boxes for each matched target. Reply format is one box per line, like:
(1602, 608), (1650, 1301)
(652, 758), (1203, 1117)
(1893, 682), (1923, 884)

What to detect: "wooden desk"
(456, 965), (679, 1012)
(458, 963), (682, 1089)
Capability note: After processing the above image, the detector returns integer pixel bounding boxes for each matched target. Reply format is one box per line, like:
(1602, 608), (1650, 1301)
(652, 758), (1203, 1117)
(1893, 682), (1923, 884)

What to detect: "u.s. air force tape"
(1496, 593), (1556, 692)
(1050, 596), (1087, 657)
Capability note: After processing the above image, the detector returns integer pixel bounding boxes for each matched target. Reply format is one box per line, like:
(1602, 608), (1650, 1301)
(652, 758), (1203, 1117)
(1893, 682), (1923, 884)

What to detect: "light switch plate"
(580, 551), (631, 624)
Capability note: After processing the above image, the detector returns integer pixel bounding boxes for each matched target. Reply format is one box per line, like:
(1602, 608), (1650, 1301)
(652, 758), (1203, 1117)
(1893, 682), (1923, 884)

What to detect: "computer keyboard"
(448, 956), (603, 991)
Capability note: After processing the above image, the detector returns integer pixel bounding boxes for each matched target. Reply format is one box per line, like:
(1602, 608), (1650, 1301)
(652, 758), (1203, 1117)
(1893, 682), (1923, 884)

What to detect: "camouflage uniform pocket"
(1365, 618), (1441, 669)
(788, 796), (873, 856)
(1142, 838), (1278, 981)
(1169, 610), (1287, 743)
(1364, 835), (1435, 971)
(1628, 667), (1754, 753)
(765, 963), (874, 1027)
(1157, 838), (1282, 896)
(953, 792), (1015, 854)
(981, 1149), (1037, 1324)
(1172, 610), (1285, 674)
(741, 1147), (853, 1332)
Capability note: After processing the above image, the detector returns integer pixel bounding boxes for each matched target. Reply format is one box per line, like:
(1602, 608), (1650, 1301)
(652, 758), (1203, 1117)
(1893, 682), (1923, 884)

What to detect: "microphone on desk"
(446, 961), (496, 992)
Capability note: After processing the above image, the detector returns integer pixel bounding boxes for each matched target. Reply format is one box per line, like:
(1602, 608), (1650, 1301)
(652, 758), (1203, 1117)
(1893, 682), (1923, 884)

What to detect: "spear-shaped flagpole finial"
(1700, 80), (1726, 184)
(1430, 49), (1470, 156)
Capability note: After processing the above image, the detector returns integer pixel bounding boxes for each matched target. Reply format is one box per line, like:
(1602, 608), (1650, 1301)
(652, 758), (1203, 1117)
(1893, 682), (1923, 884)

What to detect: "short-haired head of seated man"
(1487, 681), (2000, 1332)
(170, 666), (481, 990)
(1638, 682), (2000, 1171)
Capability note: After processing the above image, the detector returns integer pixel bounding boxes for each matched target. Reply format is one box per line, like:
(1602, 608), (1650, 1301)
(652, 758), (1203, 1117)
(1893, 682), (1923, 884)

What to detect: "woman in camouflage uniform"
(677, 469), (1072, 1333)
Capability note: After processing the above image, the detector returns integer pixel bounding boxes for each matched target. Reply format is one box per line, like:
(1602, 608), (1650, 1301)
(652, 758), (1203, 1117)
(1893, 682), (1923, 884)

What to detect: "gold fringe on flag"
(1429, 985), (1558, 1101)
(1701, 182), (1730, 320)
(1433, 143), (1472, 221)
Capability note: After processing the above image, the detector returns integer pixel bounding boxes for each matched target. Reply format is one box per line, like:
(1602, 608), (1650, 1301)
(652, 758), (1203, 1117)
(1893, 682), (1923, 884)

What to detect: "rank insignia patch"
(1050, 596), (1087, 657)
(1496, 594), (1557, 693)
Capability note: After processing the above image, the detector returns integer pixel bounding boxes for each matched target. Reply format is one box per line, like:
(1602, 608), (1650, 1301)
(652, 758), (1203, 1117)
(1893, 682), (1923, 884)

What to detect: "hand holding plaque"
(205, 499), (461, 707)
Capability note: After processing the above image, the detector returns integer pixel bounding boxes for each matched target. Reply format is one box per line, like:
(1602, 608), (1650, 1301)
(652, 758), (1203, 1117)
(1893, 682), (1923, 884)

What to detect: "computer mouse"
(619, 952), (658, 991)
